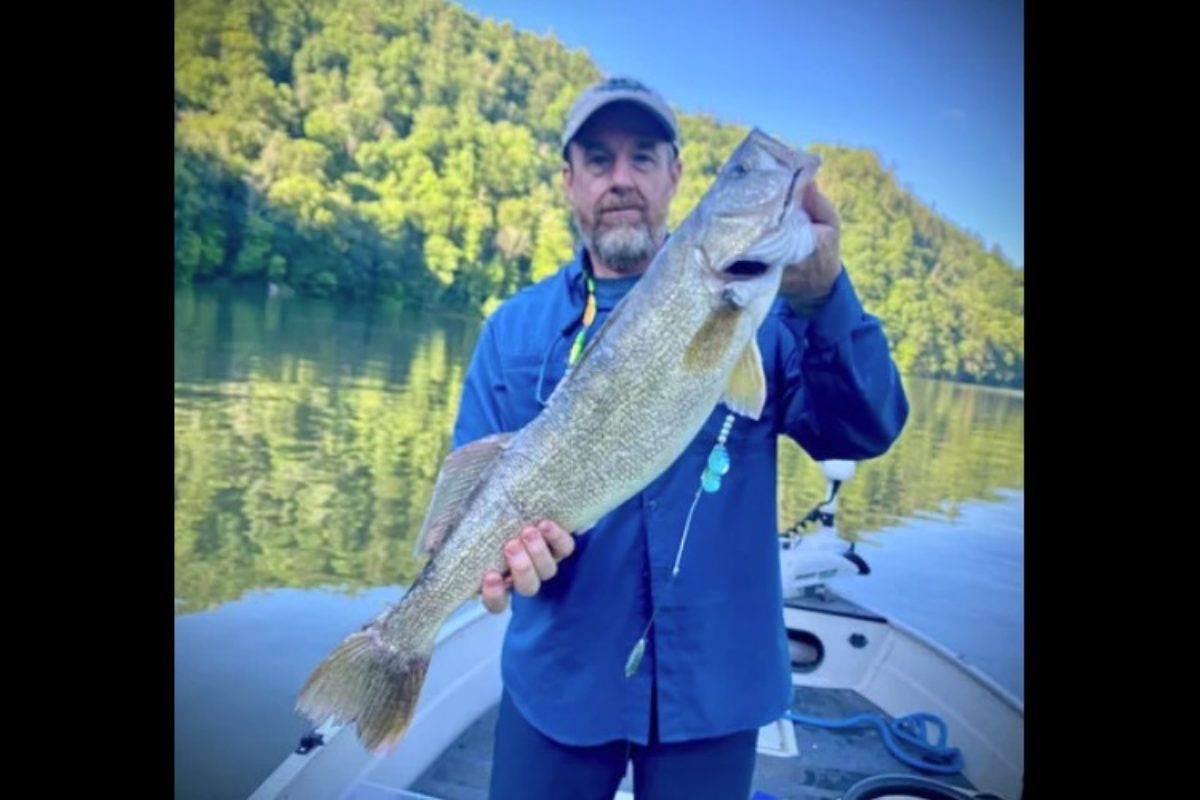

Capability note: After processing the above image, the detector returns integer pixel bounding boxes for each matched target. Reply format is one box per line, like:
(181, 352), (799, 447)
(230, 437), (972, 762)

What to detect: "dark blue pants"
(488, 690), (759, 800)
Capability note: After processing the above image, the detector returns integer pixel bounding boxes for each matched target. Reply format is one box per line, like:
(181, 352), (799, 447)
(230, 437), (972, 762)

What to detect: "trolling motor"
(778, 460), (870, 598)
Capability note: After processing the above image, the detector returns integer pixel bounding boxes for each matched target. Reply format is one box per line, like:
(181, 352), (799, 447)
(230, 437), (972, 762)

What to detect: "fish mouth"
(722, 260), (771, 281)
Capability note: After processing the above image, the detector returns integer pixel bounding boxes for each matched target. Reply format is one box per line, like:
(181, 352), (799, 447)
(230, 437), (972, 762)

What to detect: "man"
(451, 76), (909, 799)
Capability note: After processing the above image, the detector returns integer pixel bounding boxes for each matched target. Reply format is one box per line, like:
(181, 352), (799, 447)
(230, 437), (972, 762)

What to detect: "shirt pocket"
(502, 347), (567, 430)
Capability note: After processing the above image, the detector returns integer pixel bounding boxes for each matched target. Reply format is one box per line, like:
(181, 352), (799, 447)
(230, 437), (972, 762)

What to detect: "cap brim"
(561, 93), (678, 154)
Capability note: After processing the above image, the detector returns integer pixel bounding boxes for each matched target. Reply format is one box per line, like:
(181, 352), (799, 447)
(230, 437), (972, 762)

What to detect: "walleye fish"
(296, 128), (821, 752)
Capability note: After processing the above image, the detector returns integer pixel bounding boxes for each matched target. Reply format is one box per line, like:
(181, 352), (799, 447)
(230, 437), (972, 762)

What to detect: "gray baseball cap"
(561, 76), (680, 158)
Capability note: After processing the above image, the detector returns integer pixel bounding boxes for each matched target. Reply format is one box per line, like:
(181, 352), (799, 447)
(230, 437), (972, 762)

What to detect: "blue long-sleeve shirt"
(452, 249), (908, 746)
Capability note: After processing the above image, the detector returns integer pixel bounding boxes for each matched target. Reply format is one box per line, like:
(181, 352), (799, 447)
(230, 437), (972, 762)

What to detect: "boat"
(249, 462), (1024, 800)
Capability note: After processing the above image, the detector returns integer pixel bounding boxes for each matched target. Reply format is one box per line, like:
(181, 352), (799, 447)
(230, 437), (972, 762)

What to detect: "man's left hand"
(780, 182), (842, 312)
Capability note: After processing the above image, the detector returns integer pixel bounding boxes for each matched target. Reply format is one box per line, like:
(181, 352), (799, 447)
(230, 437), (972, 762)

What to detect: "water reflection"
(175, 284), (1023, 613)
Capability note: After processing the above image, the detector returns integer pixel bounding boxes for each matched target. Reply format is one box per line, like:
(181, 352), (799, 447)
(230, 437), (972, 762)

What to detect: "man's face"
(562, 102), (682, 274)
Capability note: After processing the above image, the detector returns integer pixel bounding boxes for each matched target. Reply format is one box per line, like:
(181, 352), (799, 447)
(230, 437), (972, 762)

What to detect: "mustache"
(597, 192), (647, 214)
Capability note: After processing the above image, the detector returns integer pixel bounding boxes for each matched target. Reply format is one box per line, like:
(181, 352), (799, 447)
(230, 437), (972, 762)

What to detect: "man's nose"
(610, 154), (636, 188)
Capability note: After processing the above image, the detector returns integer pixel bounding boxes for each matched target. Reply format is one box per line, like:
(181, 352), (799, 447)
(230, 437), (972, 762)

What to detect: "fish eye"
(729, 162), (749, 177)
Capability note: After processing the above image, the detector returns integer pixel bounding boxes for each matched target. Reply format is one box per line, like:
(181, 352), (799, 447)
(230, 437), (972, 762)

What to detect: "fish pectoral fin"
(721, 337), (767, 420)
(413, 432), (512, 556)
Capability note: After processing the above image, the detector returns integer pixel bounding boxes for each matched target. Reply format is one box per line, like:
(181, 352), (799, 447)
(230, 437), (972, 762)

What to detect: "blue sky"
(453, 0), (1024, 266)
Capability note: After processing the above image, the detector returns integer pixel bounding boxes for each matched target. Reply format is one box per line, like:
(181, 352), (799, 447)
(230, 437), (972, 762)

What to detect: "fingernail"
(505, 541), (522, 556)
(522, 528), (538, 543)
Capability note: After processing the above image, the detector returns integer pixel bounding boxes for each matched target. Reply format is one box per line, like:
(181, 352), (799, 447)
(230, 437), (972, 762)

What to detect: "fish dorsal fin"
(413, 432), (512, 556)
(721, 337), (766, 420)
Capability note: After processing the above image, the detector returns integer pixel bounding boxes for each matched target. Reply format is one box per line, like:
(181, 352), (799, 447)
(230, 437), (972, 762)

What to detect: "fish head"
(689, 129), (821, 324)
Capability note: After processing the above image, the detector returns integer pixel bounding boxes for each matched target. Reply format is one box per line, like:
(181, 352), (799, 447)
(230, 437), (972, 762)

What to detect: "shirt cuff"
(789, 267), (863, 345)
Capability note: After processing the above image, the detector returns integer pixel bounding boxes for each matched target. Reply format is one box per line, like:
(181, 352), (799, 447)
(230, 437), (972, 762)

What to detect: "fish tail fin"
(296, 604), (435, 754)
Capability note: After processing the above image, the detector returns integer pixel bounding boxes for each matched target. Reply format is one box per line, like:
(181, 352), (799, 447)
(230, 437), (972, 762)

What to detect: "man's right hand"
(481, 520), (576, 613)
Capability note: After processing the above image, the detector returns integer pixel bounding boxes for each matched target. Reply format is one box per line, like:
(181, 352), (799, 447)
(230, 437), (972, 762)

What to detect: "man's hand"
(780, 182), (842, 312)
(481, 520), (576, 613)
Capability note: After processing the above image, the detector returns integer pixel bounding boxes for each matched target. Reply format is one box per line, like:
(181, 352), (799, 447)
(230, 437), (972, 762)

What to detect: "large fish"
(296, 128), (822, 752)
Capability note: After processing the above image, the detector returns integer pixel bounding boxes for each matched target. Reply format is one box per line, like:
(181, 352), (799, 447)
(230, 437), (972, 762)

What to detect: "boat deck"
(344, 683), (977, 800)
(338, 591), (994, 800)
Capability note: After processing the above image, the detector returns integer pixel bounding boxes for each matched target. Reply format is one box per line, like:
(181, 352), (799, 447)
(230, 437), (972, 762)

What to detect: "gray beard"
(576, 218), (664, 274)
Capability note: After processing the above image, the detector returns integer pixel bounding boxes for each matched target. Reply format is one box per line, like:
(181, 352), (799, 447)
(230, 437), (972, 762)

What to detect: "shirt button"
(647, 500), (658, 511)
